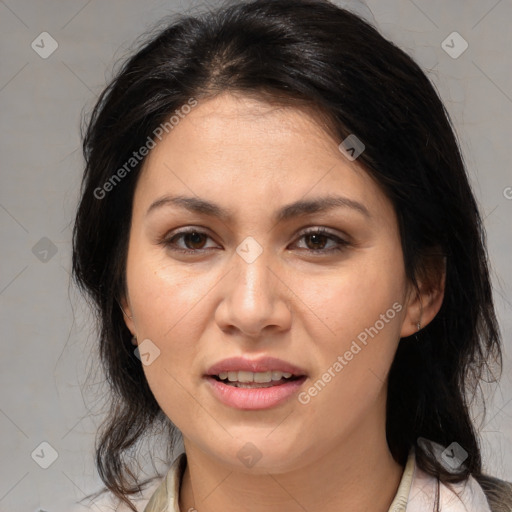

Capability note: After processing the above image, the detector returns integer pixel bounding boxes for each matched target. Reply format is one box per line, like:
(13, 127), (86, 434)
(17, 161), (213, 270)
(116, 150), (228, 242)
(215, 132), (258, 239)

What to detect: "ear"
(400, 255), (446, 338)
(119, 294), (136, 336)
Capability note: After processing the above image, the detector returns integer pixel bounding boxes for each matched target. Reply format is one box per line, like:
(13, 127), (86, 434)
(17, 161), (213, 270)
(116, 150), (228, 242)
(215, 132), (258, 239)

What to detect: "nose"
(214, 249), (292, 338)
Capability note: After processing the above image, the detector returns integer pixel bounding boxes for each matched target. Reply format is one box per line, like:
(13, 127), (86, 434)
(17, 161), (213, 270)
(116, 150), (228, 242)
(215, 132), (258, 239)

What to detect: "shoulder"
(408, 453), (508, 511)
(68, 478), (163, 511)
(475, 474), (512, 512)
(409, 440), (512, 512)
(68, 453), (186, 512)
(410, 466), (512, 512)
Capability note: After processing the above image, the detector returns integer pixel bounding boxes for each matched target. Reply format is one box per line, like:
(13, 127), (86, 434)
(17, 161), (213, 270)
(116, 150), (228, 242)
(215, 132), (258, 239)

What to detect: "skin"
(121, 92), (445, 512)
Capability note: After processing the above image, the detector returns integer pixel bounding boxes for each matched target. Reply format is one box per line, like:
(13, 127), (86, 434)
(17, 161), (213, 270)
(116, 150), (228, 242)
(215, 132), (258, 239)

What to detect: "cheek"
(294, 253), (405, 348)
(127, 250), (216, 337)
(127, 260), (212, 433)
(125, 250), (212, 390)
(291, 252), (405, 413)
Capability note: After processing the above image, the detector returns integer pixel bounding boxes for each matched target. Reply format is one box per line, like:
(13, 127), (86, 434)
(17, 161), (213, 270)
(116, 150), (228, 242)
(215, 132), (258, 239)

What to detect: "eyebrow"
(146, 194), (371, 222)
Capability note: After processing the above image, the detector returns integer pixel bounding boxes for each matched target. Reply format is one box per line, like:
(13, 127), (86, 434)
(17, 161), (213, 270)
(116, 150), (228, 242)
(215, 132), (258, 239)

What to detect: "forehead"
(133, 92), (393, 224)
(139, 93), (348, 176)
(173, 92), (341, 155)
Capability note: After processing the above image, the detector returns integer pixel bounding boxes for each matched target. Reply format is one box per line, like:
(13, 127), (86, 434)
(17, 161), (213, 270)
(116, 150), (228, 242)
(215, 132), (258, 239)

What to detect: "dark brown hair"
(72, 1), (505, 510)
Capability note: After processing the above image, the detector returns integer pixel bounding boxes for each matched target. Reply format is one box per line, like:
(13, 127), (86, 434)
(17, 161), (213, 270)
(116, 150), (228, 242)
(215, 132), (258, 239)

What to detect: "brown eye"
(304, 233), (330, 250)
(182, 231), (208, 249)
(162, 229), (218, 253)
(293, 227), (350, 254)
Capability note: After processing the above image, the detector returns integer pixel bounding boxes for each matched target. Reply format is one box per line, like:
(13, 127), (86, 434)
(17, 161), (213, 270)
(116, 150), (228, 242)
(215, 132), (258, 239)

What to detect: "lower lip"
(204, 376), (307, 410)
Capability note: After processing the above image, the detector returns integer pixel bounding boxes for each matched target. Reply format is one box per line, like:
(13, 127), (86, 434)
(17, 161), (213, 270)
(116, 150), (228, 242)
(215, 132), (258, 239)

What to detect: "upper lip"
(205, 356), (307, 376)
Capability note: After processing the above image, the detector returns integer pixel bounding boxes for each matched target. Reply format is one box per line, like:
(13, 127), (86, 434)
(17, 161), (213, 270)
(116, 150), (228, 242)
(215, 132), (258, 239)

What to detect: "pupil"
(307, 234), (326, 250)
(185, 232), (206, 249)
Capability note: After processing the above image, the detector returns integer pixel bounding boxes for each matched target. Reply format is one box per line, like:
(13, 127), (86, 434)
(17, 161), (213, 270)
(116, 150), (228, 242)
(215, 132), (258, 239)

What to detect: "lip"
(205, 374), (308, 410)
(205, 356), (307, 376)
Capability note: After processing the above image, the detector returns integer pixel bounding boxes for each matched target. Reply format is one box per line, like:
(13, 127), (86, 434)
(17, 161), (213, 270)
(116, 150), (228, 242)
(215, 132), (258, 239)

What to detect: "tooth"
(218, 370), (295, 383)
(237, 371), (254, 383)
(254, 371), (272, 383)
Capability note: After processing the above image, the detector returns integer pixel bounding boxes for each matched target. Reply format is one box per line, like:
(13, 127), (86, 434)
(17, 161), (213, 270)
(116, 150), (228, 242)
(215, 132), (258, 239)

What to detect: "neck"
(179, 402), (403, 512)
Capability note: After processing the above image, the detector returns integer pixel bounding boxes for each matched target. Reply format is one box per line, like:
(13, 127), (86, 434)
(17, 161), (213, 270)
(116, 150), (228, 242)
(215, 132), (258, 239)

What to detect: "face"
(121, 92), (425, 473)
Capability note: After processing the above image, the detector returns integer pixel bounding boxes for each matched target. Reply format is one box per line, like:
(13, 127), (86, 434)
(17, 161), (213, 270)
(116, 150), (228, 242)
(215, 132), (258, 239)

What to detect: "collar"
(143, 447), (491, 512)
(144, 452), (186, 512)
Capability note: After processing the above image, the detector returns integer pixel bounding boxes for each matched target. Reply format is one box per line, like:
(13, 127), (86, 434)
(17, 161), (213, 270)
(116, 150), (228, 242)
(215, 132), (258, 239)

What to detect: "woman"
(71, 0), (512, 510)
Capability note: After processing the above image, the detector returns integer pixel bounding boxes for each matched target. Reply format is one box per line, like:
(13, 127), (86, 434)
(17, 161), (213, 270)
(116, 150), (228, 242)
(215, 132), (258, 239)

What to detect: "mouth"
(203, 356), (308, 410)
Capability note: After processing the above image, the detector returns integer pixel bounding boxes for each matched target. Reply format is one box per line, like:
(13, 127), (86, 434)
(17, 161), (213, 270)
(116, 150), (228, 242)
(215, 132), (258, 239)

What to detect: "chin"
(206, 434), (309, 474)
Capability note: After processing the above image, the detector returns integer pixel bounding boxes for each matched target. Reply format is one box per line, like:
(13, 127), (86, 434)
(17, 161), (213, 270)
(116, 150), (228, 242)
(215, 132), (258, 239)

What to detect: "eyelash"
(160, 227), (350, 255)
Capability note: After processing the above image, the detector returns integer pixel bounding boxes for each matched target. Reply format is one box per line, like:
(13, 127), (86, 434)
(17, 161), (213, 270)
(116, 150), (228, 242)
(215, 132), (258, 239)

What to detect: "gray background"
(0, 0), (511, 510)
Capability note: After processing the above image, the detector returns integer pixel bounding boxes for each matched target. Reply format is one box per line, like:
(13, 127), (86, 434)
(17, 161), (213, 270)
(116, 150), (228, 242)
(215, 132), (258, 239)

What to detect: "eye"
(292, 227), (350, 253)
(161, 228), (219, 253)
